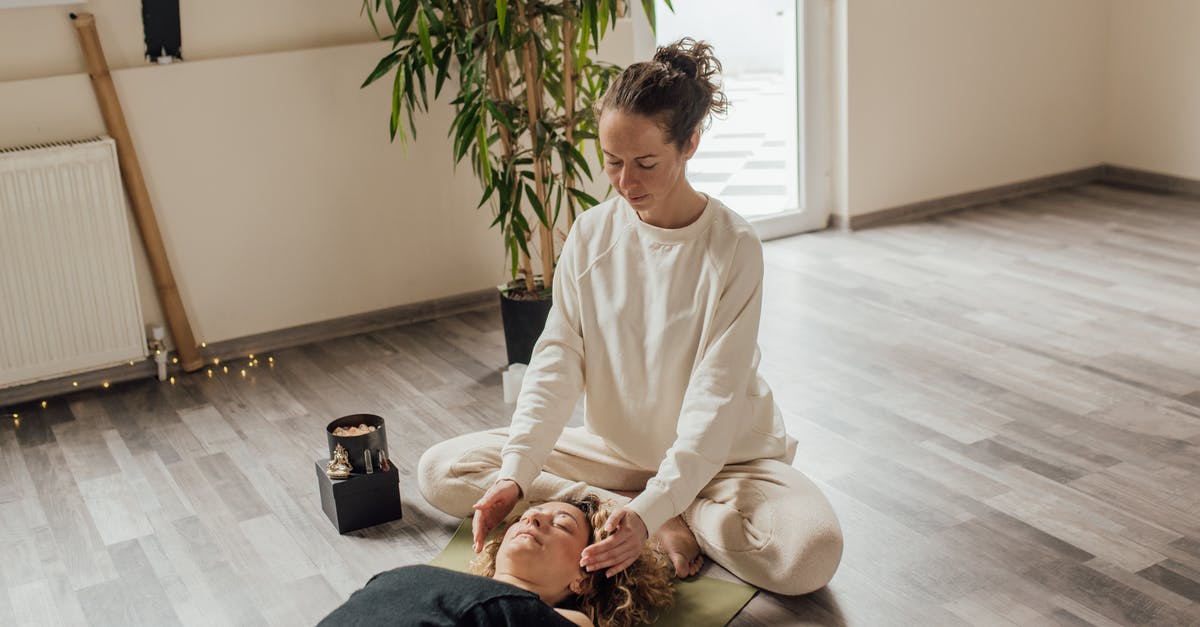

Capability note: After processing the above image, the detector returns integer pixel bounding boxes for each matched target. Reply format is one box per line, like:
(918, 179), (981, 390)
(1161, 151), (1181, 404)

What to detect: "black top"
(317, 564), (577, 627)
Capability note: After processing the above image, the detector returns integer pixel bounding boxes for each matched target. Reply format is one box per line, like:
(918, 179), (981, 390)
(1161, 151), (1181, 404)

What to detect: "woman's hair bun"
(596, 37), (728, 149)
(653, 37), (720, 83)
(653, 45), (699, 79)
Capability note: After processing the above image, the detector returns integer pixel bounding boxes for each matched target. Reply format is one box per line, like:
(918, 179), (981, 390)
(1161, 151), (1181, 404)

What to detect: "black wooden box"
(315, 460), (403, 533)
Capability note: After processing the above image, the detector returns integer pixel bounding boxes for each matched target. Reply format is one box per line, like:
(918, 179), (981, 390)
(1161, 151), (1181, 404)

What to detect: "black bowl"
(326, 414), (388, 475)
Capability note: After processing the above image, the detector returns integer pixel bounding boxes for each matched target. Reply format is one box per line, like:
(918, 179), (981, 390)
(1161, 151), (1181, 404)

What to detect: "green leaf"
(417, 9), (435, 68)
(362, 51), (401, 88)
(395, 0), (418, 35)
(509, 235), (519, 279)
(568, 187), (600, 208)
(525, 183), (548, 226)
(641, 0), (657, 33)
(361, 1), (381, 38)
(476, 121), (492, 181)
(599, 0), (610, 38)
(434, 46), (452, 97)
(496, 0), (507, 34)
(485, 99), (517, 135)
(563, 141), (592, 178)
(389, 67), (405, 145)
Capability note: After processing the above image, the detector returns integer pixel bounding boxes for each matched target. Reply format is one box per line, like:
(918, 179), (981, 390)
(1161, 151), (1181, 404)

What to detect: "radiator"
(0, 137), (148, 388)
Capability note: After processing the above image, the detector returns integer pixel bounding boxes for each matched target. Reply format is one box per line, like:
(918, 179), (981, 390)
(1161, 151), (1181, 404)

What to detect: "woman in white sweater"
(419, 38), (843, 596)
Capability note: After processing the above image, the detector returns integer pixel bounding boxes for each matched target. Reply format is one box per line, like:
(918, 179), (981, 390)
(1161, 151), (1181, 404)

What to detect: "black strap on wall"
(142, 0), (182, 61)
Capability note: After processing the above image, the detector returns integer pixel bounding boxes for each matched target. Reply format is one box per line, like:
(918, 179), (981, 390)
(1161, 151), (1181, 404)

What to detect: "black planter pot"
(499, 290), (553, 365)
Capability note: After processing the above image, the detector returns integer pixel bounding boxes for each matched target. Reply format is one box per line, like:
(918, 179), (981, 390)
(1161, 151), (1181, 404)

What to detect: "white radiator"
(0, 137), (147, 388)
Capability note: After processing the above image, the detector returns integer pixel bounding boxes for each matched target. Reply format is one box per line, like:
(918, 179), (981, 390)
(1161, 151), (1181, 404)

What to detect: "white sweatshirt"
(498, 195), (790, 534)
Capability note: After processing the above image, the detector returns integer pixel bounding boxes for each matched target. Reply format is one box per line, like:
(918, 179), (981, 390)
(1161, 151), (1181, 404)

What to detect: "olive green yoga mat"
(431, 519), (757, 626)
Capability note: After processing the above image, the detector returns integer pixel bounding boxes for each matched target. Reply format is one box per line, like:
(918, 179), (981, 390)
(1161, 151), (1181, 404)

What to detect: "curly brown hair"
(468, 493), (675, 627)
(594, 37), (729, 150)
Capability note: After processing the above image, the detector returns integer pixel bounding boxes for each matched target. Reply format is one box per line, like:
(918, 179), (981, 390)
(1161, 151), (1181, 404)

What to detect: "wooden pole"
(71, 12), (204, 372)
(516, 1), (554, 288)
(562, 6), (575, 233)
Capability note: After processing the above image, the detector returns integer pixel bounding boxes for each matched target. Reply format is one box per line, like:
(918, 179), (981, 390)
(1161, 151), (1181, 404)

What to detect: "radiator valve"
(148, 326), (168, 381)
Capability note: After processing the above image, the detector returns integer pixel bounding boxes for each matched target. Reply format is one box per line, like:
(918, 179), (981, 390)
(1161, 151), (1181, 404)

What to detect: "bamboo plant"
(361, 0), (669, 295)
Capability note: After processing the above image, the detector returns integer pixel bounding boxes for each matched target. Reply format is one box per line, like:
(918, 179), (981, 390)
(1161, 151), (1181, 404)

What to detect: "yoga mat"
(431, 519), (757, 627)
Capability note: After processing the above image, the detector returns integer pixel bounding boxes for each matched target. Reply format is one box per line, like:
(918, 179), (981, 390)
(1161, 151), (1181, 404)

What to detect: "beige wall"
(0, 2), (636, 349)
(1105, 0), (1200, 179)
(844, 0), (1109, 217)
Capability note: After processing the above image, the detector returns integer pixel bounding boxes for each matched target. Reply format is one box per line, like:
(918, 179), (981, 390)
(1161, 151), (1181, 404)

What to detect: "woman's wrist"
(497, 477), (523, 499)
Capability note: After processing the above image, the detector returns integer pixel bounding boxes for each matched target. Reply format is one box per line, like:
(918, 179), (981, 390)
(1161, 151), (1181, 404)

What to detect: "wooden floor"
(3, 182), (1200, 626)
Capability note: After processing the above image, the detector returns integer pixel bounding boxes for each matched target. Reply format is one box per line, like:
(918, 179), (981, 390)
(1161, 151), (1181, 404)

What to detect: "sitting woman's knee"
(773, 523), (844, 596)
(418, 437), (504, 516)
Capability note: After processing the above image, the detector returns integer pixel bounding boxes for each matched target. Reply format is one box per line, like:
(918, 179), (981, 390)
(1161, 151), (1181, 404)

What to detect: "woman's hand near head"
(578, 507), (649, 577)
(471, 478), (522, 552)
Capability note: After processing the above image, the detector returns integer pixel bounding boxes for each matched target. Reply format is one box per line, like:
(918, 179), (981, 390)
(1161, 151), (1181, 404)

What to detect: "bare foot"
(654, 515), (703, 579)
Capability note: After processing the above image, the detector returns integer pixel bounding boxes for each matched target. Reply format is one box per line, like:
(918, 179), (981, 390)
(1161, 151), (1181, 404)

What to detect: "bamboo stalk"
(71, 12), (204, 373)
(516, 0), (554, 288)
(562, 4), (576, 232)
(483, 12), (536, 293)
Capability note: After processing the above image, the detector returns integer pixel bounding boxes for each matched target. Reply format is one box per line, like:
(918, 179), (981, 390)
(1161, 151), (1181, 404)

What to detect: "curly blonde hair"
(468, 493), (675, 627)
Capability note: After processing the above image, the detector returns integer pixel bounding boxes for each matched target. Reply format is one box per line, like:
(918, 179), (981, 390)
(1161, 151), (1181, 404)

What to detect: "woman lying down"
(318, 494), (674, 626)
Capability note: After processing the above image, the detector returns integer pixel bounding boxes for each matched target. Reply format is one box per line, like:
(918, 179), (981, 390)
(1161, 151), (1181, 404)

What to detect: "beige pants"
(417, 427), (843, 595)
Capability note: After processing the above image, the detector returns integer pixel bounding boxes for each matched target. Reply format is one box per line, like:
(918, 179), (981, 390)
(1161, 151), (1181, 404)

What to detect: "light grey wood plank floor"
(2, 182), (1199, 626)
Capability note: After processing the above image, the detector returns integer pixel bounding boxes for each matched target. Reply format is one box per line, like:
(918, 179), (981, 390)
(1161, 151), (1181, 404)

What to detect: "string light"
(102, 381), (110, 389)
(206, 369), (213, 378)
(248, 354), (254, 360)
(128, 360), (135, 366)
(213, 358), (221, 365)
(240, 369), (247, 377)
(40, 401), (47, 409)
(72, 381), (79, 387)
(169, 376), (176, 385)
(201, 341), (207, 348)
(171, 357), (179, 364)
(222, 366), (228, 374)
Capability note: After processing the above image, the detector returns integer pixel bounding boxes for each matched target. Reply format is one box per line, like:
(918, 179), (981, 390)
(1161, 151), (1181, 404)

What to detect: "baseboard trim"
(1101, 164), (1200, 198)
(0, 288), (498, 408)
(844, 166), (1107, 230)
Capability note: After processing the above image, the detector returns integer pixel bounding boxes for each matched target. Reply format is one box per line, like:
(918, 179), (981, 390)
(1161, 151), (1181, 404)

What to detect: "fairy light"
(240, 369), (247, 378)
(206, 369), (213, 378)
(102, 381), (110, 389)
(248, 354), (255, 360)
(40, 401), (47, 409)
(72, 381), (79, 387)
(222, 366), (228, 374)
(169, 376), (176, 385)
(128, 360), (135, 366)
(201, 341), (207, 348)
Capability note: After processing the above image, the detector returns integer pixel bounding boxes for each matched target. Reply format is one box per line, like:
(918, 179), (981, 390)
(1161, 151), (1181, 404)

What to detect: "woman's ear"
(682, 129), (700, 160)
(569, 573), (594, 596)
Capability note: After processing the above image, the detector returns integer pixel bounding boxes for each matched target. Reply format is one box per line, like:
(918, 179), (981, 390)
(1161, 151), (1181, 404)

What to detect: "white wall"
(1105, 0), (1200, 180)
(0, 1), (638, 349)
(844, 0), (1108, 217)
(654, 0), (792, 74)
